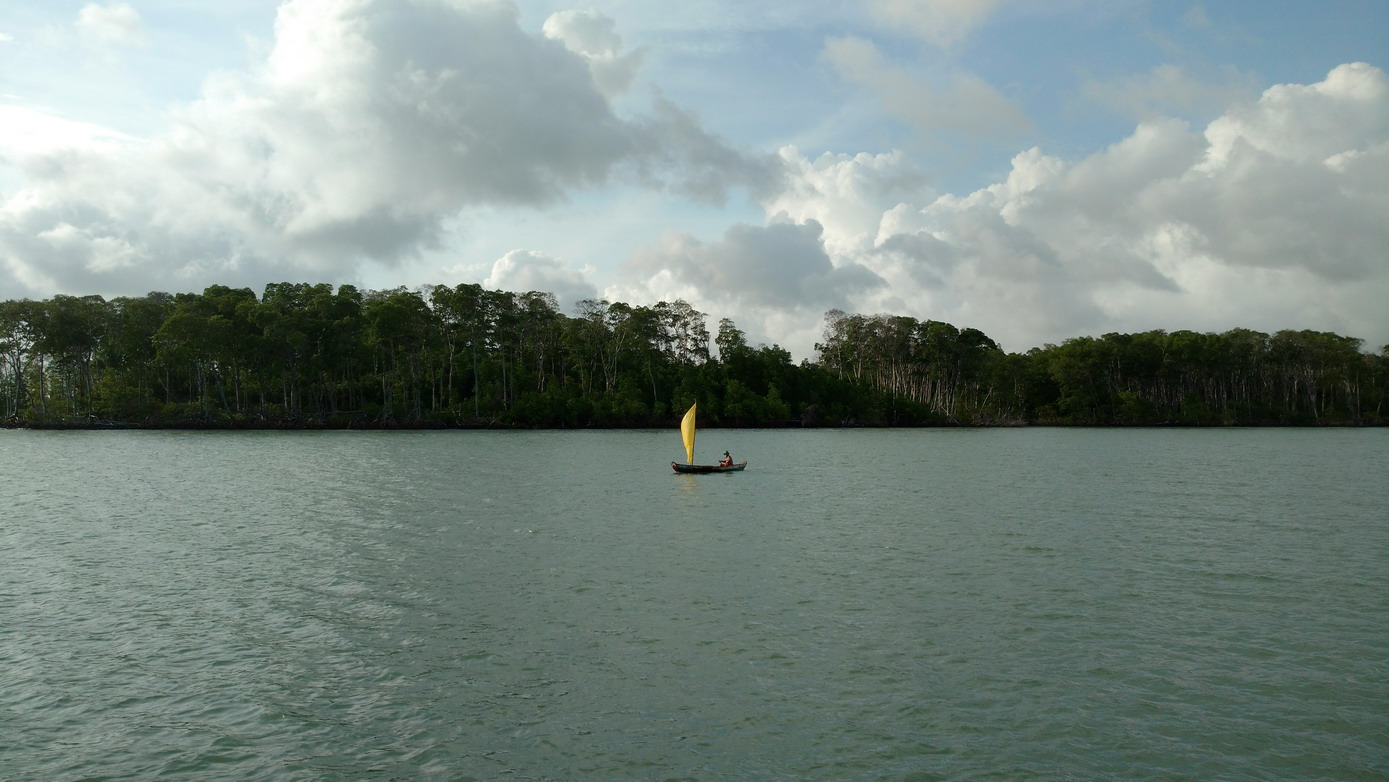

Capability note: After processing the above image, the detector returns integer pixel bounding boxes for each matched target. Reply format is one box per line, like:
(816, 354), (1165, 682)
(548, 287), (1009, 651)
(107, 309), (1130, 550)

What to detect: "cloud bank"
(624, 62), (1389, 356)
(0, 0), (1384, 362)
(0, 0), (775, 299)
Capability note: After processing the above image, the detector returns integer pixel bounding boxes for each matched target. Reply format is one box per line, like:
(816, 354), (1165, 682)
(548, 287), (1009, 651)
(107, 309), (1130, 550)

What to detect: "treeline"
(1, 284), (1385, 428)
(817, 312), (1387, 426)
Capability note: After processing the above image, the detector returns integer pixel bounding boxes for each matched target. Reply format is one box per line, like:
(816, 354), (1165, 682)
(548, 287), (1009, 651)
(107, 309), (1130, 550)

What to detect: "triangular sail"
(680, 403), (697, 463)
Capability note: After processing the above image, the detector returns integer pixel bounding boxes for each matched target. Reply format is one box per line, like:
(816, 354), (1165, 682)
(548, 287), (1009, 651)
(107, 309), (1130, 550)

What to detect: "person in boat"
(719, 451), (733, 467)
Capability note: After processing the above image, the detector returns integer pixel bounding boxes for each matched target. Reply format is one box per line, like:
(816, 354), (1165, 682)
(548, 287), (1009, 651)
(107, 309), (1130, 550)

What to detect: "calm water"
(2, 428), (1386, 780)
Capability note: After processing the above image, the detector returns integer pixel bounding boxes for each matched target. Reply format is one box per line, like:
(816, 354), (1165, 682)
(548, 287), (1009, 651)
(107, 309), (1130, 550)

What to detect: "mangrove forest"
(1, 283), (1385, 428)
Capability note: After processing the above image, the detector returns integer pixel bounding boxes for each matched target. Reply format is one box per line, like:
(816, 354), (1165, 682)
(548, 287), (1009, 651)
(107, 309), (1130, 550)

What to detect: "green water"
(2, 428), (1386, 780)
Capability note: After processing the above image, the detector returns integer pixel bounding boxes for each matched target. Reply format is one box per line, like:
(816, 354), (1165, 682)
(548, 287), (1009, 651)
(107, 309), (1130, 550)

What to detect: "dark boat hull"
(672, 461), (747, 474)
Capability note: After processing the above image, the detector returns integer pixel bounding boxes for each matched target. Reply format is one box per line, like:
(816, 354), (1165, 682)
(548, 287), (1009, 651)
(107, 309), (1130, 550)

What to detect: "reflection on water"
(2, 428), (1386, 780)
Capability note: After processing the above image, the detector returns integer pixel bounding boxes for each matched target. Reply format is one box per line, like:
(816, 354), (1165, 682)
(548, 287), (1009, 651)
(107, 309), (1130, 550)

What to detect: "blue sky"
(1, 1), (1386, 358)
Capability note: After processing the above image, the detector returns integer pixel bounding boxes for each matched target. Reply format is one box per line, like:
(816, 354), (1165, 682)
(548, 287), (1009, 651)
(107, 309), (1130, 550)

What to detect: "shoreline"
(5, 418), (1380, 431)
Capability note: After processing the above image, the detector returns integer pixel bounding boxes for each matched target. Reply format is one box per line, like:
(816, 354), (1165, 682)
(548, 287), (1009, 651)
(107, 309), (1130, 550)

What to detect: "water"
(2, 428), (1386, 780)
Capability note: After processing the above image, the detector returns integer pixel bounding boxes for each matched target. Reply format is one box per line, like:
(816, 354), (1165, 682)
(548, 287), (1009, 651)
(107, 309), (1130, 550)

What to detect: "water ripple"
(1, 429), (1386, 780)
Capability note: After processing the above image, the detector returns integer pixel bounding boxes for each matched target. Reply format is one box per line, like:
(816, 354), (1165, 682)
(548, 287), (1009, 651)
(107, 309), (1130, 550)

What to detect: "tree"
(0, 299), (41, 419)
(98, 293), (174, 420)
(3, 284), (1383, 429)
(364, 288), (433, 422)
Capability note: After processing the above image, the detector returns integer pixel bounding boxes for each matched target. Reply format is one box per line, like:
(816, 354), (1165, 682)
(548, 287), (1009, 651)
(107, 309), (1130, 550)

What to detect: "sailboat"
(671, 402), (747, 473)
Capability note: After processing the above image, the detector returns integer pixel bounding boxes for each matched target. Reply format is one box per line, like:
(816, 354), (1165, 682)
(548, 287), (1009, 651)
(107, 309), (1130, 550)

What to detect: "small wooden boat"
(672, 402), (748, 474)
(672, 461), (747, 474)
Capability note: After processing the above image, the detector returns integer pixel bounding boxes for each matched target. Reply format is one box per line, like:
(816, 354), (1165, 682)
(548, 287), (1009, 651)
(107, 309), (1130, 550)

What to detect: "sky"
(1, 1), (1386, 360)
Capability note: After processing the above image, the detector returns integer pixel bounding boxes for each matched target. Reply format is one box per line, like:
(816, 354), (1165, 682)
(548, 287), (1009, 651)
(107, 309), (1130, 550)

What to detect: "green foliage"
(1021, 328), (1379, 426)
(0, 285), (1383, 428)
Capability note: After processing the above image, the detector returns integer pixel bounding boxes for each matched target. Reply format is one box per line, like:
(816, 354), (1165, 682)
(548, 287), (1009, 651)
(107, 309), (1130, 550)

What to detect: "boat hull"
(672, 461), (747, 474)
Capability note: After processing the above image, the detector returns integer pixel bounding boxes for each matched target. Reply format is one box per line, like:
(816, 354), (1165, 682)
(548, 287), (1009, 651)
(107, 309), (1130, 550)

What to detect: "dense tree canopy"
(1, 284), (1384, 428)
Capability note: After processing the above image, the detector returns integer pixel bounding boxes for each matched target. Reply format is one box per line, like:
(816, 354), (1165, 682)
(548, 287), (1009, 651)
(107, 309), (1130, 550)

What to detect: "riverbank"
(5, 415), (1379, 430)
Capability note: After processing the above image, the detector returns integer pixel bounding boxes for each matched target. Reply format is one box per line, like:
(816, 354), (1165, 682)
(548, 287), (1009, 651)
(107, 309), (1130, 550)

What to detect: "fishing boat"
(671, 403), (747, 473)
(672, 461), (746, 474)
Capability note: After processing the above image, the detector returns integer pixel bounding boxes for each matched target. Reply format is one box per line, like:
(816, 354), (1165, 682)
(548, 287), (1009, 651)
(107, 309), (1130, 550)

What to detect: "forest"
(1, 282), (1385, 429)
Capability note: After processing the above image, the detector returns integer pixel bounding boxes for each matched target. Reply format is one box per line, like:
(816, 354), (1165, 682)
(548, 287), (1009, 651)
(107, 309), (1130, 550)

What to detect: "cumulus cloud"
(542, 9), (645, 99)
(763, 146), (930, 258)
(602, 63), (1387, 358)
(763, 63), (1389, 354)
(613, 219), (886, 353)
(823, 36), (1030, 138)
(0, 105), (142, 157)
(1202, 62), (1388, 167)
(0, 0), (773, 300)
(76, 2), (144, 46)
(484, 249), (598, 314)
(623, 97), (784, 204)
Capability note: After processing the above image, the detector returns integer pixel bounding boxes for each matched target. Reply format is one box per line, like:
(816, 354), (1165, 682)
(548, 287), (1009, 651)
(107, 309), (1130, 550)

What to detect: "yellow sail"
(680, 403), (697, 463)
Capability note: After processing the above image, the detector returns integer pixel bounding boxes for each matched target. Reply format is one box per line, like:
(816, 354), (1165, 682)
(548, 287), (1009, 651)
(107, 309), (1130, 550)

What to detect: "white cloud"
(1201, 62), (1389, 167)
(0, 104), (143, 157)
(442, 61), (1389, 360)
(76, 2), (143, 46)
(764, 146), (929, 258)
(485, 249), (598, 314)
(613, 219), (886, 355)
(542, 9), (645, 99)
(761, 63), (1389, 354)
(2, 2), (1385, 365)
(0, 0), (773, 300)
(624, 97), (783, 204)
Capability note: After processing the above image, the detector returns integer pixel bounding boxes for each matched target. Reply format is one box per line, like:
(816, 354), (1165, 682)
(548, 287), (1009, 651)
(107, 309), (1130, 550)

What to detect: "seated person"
(719, 451), (733, 467)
